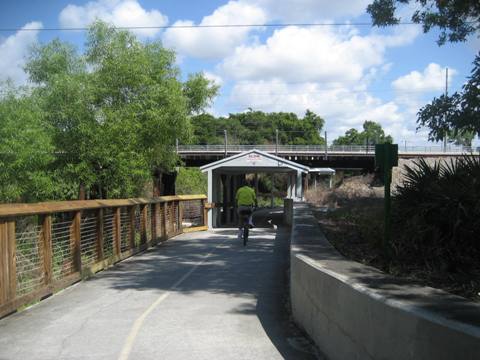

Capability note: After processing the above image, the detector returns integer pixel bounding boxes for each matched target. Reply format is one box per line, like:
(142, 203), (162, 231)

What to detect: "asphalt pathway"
(0, 212), (319, 360)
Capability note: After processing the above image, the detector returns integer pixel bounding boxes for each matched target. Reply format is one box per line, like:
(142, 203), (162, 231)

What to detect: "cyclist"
(235, 179), (257, 239)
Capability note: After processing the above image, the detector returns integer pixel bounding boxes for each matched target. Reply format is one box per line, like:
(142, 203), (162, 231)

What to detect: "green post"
(383, 146), (391, 258)
(375, 144), (398, 259)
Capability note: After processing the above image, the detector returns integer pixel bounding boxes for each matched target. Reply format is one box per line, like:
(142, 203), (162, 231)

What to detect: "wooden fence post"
(129, 206), (136, 249)
(70, 212), (82, 273)
(113, 208), (121, 257)
(0, 220), (16, 305)
(40, 215), (52, 286)
(96, 209), (104, 262)
(202, 199), (208, 227)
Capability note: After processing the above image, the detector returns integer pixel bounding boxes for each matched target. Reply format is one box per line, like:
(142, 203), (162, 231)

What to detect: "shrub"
(176, 167), (207, 195)
(393, 156), (480, 272)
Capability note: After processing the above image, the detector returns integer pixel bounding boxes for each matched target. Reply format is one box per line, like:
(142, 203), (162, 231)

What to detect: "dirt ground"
(307, 174), (480, 303)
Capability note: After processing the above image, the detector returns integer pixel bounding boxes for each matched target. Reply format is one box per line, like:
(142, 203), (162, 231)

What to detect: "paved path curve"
(0, 216), (318, 360)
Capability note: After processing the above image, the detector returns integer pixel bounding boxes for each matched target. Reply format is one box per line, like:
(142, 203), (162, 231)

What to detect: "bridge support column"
(270, 173), (275, 208)
(291, 173), (296, 199)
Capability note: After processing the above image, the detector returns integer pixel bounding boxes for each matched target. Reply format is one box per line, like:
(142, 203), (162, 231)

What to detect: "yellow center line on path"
(117, 237), (227, 360)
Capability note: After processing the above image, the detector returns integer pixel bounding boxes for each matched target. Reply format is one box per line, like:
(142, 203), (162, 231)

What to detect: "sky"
(0, 0), (478, 146)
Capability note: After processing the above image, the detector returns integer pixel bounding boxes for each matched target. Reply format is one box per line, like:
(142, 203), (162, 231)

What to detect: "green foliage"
(183, 73), (219, 115)
(367, 0), (480, 45)
(417, 53), (480, 141)
(393, 156), (480, 271)
(191, 109), (325, 145)
(0, 89), (56, 202)
(176, 168), (207, 195)
(0, 20), (217, 202)
(333, 120), (393, 145)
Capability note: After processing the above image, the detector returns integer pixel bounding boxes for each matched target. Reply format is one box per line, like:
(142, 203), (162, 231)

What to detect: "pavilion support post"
(225, 174), (232, 225)
(232, 175), (239, 226)
(296, 171), (302, 200)
(270, 173), (275, 208)
(221, 174), (227, 226)
(207, 170), (213, 229)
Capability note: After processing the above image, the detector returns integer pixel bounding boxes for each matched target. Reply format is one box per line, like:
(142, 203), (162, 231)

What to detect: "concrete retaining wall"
(290, 204), (480, 360)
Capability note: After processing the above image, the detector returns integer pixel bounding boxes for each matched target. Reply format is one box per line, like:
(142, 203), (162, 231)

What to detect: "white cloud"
(246, 0), (371, 22)
(204, 71), (224, 87)
(214, 23), (423, 142)
(392, 63), (456, 93)
(163, 1), (266, 59)
(59, 0), (168, 38)
(220, 25), (419, 83)
(226, 80), (419, 142)
(0, 22), (42, 85)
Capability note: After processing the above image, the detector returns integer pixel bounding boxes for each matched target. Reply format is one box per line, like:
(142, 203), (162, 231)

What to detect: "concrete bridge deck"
(0, 212), (318, 360)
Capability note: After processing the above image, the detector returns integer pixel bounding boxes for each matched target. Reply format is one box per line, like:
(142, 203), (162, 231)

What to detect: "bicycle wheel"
(243, 226), (248, 246)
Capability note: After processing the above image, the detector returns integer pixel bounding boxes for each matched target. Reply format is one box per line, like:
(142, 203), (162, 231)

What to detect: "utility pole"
(443, 67), (448, 152)
(175, 138), (179, 154)
(224, 129), (228, 157)
(275, 129), (279, 155)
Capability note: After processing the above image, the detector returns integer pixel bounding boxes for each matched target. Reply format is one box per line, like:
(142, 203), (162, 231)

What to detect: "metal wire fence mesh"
(166, 203), (174, 234)
(103, 210), (115, 258)
(120, 208), (130, 253)
(173, 202), (179, 232)
(52, 214), (75, 281)
(146, 205), (152, 241)
(80, 212), (97, 266)
(15, 217), (44, 296)
(134, 206), (142, 246)
(182, 200), (203, 228)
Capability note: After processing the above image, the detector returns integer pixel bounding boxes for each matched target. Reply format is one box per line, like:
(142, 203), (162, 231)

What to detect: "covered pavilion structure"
(200, 149), (310, 228)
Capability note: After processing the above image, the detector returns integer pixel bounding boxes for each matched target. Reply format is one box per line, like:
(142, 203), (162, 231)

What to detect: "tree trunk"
(78, 183), (86, 200)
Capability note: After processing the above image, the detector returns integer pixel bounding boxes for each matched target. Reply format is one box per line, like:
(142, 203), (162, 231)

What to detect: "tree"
(0, 87), (56, 202)
(13, 20), (217, 201)
(191, 109), (325, 145)
(367, 1), (480, 141)
(333, 121), (393, 145)
(183, 73), (219, 115)
(367, 0), (480, 45)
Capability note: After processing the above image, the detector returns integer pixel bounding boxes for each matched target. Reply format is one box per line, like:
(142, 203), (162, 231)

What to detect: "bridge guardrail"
(0, 195), (207, 318)
(177, 144), (475, 154)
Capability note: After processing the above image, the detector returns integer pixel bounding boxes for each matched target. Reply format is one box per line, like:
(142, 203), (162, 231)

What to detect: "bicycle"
(239, 208), (253, 246)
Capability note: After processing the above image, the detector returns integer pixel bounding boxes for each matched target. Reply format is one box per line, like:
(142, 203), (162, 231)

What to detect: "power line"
(0, 21), (420, 32)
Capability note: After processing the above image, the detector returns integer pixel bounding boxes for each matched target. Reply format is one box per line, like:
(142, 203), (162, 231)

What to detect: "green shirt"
(236, 186), (256, 206)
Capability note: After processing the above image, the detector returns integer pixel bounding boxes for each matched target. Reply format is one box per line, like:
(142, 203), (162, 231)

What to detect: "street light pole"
(275, 129), (279, 155)
(224, 129), (228, 157)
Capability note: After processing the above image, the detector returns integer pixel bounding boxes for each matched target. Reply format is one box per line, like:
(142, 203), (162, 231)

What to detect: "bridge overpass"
(178, 144), (477, 169)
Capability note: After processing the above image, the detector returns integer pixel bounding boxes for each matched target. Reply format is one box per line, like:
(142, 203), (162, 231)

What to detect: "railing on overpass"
(0, 195), (207, 318)
(177, 144), (477, 155)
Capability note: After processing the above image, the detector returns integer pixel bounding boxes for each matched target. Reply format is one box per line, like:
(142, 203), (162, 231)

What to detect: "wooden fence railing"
(0, 195), (208, 318)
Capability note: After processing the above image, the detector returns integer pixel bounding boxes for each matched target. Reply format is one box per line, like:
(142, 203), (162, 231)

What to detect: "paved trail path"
(0, 214), (318, 360)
